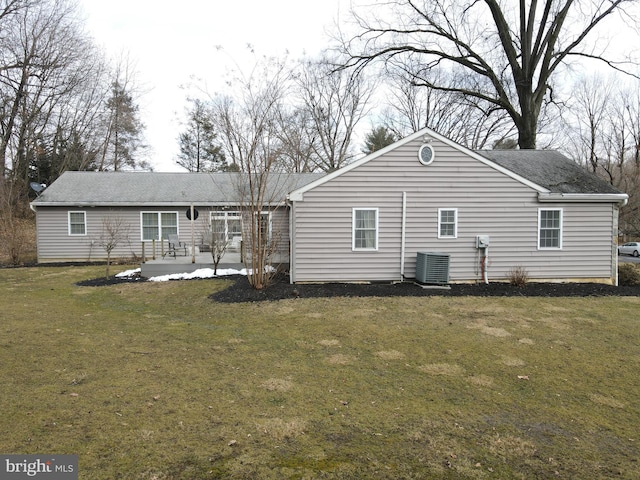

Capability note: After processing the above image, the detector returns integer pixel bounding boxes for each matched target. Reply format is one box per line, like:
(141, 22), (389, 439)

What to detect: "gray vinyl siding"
(35, 206), (200, 262)
(239, 207), (290, 264)
(291, 138), (616, 283)
(270, 208), (290, 263)
(36, 207), (142, 262)
(35, 205), (291, 263)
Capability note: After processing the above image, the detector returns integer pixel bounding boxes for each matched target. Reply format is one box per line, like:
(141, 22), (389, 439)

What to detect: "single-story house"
(287, 128), (628, 285)
(30, 171), (322, 266)
(31, 127), (628, 285)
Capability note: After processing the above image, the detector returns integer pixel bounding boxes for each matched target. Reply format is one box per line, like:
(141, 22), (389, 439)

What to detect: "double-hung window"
(68, 211), (86, 236)
(438, 208), (458, 238)
(141, 212), (178, 241)
(538, 209), (562, 249)
(353, 208), (378, 250)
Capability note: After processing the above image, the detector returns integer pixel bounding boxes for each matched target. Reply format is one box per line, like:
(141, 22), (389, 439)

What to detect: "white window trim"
(68, 211), (86, 236)
(538, 208), (563, 250)
(140, 211), (179, 241)
(438, 208), (458, 239)
(418, 144), (436, 165)
(210, 211), (242, 242)
(352, 207), (379, 251)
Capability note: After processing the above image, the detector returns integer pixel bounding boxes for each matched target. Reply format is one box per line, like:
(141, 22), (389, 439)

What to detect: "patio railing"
(141, 239), (166, 261)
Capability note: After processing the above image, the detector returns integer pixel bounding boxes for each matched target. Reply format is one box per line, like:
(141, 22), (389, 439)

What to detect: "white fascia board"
(288, 128), (434, 202)
(31, 201), (242, 208)
(426, 130), (550, 193)
(538, 192), (629, 205)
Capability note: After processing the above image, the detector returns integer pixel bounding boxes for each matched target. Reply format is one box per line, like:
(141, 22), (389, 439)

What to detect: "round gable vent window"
(418, 144), (435, 165)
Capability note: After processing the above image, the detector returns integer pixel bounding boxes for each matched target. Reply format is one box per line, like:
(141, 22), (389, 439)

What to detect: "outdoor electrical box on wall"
(476, 235), (490, 248)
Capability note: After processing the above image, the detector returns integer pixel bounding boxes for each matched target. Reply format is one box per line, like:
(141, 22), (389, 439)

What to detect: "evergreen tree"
(362, 126), (396, 155)
(99, 81), (147, 171)
(177, 98), (226, 172)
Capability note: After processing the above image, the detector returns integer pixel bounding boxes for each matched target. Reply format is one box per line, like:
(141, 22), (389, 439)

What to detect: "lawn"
(1, 265), (639, 479)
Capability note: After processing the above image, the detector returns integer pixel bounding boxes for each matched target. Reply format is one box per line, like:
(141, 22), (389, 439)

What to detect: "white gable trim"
(287, 127), (550, 202)
(288, 131), (417, 201)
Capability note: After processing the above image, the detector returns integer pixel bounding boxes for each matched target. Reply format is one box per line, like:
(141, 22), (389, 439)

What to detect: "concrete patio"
(140, 249), (244, 277)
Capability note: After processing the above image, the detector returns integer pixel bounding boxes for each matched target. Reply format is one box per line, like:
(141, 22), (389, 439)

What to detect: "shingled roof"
(32, 172), (324, 207)
(33, 149), (626, 208)
(476, 150), (623, 195)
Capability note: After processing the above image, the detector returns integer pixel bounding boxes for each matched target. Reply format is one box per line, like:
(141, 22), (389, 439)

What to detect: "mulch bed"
(209, 275), (640, 303)
(77, 273), (640, 303)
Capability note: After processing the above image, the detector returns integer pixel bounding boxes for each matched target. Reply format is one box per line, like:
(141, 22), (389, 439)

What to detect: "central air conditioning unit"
(416, 252), (450, 285)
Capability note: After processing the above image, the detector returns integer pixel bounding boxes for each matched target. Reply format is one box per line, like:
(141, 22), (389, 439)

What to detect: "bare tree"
(25, 48), (112, 186)
(209, 57), (292, 289)
(380, 66), (516, 148)
(0, 1), (32, 71)
(0, 176), (33, 265)
(0, 0), (99, 181)
(296, 55), (374, 172)
(0, 0), (29, 22)
(561, 73), (640, 238)
(562, 75), (638, 184)
(206, 212), (231, 275)
(96, 216), (130, 279)
(562, 74), (613, 173)
(274, 107), (316, 173)
(605, 86), (640, 238)
(339, 0), (639, 149)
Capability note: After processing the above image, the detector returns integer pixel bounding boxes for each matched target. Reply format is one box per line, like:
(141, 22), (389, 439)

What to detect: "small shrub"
(96, 216), (130, 278)
(507, 265), (529, 287)
(618, 262), (640, 286)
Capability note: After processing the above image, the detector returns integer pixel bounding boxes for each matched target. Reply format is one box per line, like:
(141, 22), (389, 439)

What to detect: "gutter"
(538, 192), (629, 206)
(28, 201), (263, 208)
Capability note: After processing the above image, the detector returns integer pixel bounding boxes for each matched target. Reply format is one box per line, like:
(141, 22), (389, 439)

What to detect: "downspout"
(287, 197), (295, 284)
(30, 203), (37, 263)
(483, 246), (489, 284)
(612, 198), (627, 286)
(613, 204), (620, 286)
(400, 192), (407, 281)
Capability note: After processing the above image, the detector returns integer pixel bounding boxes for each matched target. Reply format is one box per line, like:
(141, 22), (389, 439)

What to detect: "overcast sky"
(79, 0), (345, 172)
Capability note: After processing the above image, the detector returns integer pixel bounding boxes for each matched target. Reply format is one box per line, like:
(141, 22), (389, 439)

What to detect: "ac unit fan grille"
(416, 252), (450, 285)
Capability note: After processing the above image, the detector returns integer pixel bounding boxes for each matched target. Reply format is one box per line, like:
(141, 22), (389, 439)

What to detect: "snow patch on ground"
(115, 267), (247, 282)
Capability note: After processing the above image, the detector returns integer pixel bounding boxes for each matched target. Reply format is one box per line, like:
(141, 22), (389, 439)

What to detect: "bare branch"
(338, 0), (640, 148)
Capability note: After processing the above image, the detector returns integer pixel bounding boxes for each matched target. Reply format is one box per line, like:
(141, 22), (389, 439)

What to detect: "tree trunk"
(516, 90), (539, 149)
(0, 68), (29, 177)
(516, 120), (537, 149)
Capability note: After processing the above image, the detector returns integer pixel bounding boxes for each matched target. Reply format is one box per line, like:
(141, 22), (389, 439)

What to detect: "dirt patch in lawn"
(375, 350), (406, 361)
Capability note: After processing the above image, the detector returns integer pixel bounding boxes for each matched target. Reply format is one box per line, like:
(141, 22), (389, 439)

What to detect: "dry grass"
(0, 215), (36, 265)
(374, 350), (406, 360)
(1, 265), (639, 479)
(418, 363), (465, 376)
